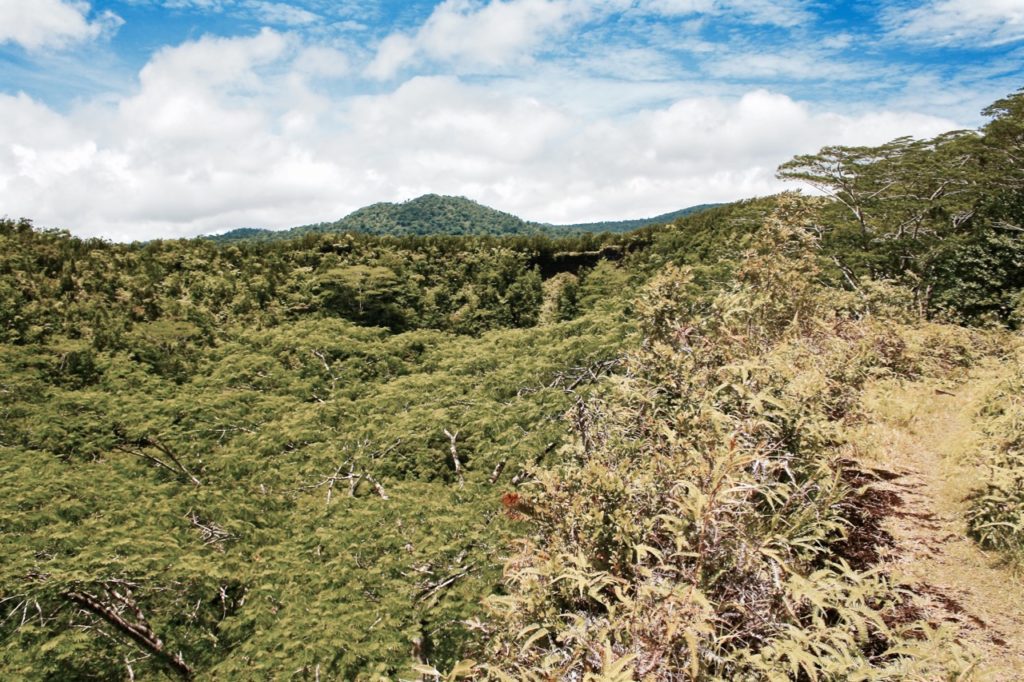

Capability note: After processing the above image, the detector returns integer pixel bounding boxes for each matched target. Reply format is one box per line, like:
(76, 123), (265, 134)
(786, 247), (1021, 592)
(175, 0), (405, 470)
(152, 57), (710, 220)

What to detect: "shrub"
(967, 346), (1024, 568)
(473, 199), (962, 680)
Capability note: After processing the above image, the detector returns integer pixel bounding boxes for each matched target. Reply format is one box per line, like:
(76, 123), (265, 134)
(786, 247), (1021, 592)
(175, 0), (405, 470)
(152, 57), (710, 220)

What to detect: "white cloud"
(884, 0), (1024, 46)
(571, 47), (680, 81)
(366, 0), (585, 79)
(364, 0), (818, 79)
(366, 34), (419, 80)
(136, 27), (288, 91)
(292, 46), (350, 78)
(141, 0), (227, 9)
(521, 89), (956, 222)
(123, 1), (328, 26)
(347, 76), (571, 166)
(820, 32), (854, 50)
(0, 30), (350, 239)
(636, 0), (812, 27)
(0, 25), (963, 241)
(244, 1), (319, 26)
(0, 0), (122, 50)
(707, 50), (873, 81)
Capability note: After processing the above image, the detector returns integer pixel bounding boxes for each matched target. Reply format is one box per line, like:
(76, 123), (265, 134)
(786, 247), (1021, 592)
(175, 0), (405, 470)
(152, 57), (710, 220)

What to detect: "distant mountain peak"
(205, 194), (719, 243)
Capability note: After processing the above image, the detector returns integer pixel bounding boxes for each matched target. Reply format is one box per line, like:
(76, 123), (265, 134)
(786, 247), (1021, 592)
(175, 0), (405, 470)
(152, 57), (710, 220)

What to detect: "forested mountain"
(2, 91), (1024, 680)
(294, 194), (536, 239)
(206, 195), (719, 243)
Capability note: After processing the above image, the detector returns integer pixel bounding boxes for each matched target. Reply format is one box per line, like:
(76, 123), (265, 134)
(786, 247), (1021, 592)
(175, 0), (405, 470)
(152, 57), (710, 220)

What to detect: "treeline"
(0, 221), (655, 354)
(779, 91), (1024, 324)
(538, 203), (721, 234)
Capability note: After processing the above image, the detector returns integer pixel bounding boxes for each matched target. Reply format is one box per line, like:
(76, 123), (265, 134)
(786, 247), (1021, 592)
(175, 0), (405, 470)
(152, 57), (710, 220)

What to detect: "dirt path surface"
(852, 366), (1024, 681)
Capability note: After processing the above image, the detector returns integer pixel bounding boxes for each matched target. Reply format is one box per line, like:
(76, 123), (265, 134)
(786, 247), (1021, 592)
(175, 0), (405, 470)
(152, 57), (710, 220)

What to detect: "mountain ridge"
(205, 194), (719, 243)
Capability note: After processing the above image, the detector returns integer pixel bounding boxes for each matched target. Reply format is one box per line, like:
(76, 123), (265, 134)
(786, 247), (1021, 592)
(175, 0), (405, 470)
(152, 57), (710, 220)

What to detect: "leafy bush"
(967, 345), (1024, 568)
(473, 200), (963, 680)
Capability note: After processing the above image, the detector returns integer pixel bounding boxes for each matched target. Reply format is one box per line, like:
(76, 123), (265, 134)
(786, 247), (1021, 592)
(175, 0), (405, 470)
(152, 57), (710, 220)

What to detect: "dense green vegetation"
(475, 199), (977, 680)
(0, 220), (639, 679)
(207, 195), (718, 243)
(778, 91), (1024, 325)
(968, 346), (1024, 569)
(1, 90), (1022, 680)
(284, 195), (539, 240)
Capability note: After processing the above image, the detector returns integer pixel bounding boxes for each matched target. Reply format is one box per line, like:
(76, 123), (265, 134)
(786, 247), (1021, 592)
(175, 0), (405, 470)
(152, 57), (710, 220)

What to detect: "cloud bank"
(884, 0), (1024, 47)
(2, 0), (1014, 240)
(0, 27), (961, 240)
(0, 0), (122, 50)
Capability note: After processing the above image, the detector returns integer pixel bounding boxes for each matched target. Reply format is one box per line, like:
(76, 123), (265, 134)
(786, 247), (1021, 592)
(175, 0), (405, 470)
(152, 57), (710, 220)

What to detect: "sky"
(0, 0), (1022, 240)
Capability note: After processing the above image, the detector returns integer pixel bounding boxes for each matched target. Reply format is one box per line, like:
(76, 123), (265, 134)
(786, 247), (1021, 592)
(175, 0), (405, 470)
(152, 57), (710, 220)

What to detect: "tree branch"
(111, 444), (200, 487)
(64, 589), (193, 680)
(311, 348), (338, 394)
(444, 429), (463, 486)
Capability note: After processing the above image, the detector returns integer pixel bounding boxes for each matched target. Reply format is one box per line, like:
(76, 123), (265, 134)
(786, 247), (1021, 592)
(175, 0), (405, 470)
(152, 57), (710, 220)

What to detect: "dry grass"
(846, 360), (1024, 681)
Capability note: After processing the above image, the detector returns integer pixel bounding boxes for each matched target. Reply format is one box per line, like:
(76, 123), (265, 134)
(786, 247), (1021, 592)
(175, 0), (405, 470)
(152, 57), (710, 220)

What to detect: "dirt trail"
(852, 365), (1024, 681)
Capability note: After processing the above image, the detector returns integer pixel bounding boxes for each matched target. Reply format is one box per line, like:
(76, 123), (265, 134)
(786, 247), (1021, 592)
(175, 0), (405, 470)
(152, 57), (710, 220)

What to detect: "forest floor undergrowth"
(850, 362), (1024, 681)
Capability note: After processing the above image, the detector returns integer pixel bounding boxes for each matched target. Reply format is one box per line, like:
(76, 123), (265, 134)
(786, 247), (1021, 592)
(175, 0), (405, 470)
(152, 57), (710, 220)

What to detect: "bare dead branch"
(186, 510), (235, 547)
(368, 439), (402, 460)
(64, 589), (193, 680)
(141, 438), (202, 487)
(311, 349), (338, 394)
(298, 440), (401, 503)
(363, 473), (389, 500)
(489, 458), (508, 485)
(510, 441), (558, 487)
(830, 256), (861, 293)
(444, 429), (463, 486)
(111, 444), (201, 487)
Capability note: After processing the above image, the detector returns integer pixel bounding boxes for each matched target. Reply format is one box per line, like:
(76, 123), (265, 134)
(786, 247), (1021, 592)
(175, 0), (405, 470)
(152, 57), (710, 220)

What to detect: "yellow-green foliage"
(967, 342), (1024, 567)
(473, 199), (964, 680)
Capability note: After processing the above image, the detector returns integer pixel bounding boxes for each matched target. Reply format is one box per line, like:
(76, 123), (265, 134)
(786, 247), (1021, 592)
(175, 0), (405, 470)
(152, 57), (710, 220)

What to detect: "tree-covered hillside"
(2, 90), (1024, 680)
(300, 194), (537, 238)
(0, 220), (641, 679)
(207, 195), (719, 243)
(544, 203), (720, 234)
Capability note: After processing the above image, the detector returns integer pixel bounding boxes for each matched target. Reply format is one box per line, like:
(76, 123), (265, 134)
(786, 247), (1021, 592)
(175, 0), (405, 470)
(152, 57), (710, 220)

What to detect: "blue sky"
(0, 0), (1022, 239)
